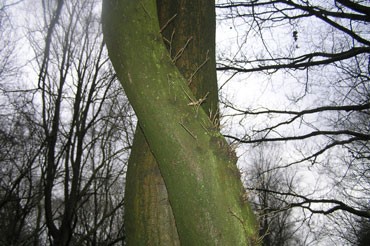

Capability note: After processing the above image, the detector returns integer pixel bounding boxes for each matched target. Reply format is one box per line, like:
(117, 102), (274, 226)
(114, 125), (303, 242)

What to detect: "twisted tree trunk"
(102, 0), (259, 244)
(124, 0), (218, 244)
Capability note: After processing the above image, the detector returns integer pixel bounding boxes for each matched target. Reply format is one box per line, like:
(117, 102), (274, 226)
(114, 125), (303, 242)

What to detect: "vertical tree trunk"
(125, 129), (180, 245)
(124, 0), (218, 244)
(103, 0), (259, 244)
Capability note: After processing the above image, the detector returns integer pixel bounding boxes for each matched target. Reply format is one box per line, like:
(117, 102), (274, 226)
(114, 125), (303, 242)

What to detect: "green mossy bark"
(125, 128), (180, 245)
(157, 0), (219, 114)
(102, 0), (259, 245)
(124, 1), (218, 244)
(125, 0), (218, 245)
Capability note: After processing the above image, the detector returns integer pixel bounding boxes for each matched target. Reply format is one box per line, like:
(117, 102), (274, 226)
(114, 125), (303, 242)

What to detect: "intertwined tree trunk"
(102, 0), (259, 244)
(124, 0), (218, 244)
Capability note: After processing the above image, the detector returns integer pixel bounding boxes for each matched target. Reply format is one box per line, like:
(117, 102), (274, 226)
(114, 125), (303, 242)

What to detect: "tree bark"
(102, 0), (259, 244)
(125, 128), (180, 245)
(124, 0), (219, 244)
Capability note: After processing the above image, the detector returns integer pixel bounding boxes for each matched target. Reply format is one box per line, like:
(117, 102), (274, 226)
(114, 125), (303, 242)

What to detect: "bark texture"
(125, 128), (180, 245)
(124, 0), (218, 244)
(102, 0), (259, 244)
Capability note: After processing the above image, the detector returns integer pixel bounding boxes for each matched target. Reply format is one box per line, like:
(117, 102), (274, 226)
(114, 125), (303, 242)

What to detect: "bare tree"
(243, 143), (301, 246)
(0, 1), (44, 245)
(0, 0), (133, 244)
(0, 95), (43, 245)
(23, 0), (133, 244)
(216, 0), (369, 243)
(0, 0), (21, 81)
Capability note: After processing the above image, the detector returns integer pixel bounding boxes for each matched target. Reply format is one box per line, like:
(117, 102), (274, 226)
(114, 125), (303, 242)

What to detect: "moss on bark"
(124, 1), (219, 244)
(124, 128), (180, 245)
(102, 0), (259, 244)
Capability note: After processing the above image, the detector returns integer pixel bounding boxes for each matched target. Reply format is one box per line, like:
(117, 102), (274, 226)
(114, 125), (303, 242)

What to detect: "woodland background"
(0, 0), (369, 245)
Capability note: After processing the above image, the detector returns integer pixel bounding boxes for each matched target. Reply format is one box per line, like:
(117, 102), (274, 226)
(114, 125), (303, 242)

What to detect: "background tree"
(216, 0), (369, 243)
(0, 0), (20, 81)
(243, 143), (301, 246)
(28, 0), (132, 244)
(0, 1), (43, 244)
(357, 217), (370, 246)
(1, 0), (134, 244)
(0, 94), (42, 245)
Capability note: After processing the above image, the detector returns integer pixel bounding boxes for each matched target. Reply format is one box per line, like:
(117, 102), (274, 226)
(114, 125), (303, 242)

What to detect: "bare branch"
(248, 188), (370, 218)
(217, 47), (370, 73)
(225, 131), (369, 144)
